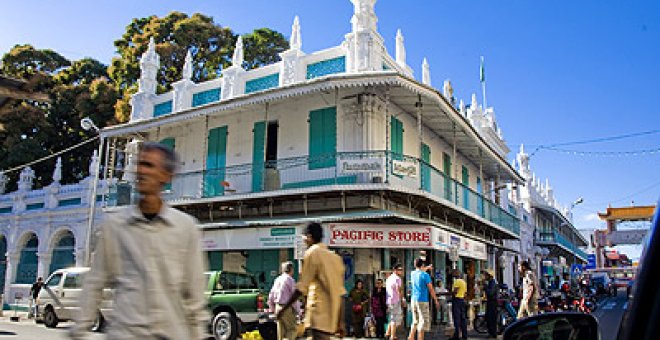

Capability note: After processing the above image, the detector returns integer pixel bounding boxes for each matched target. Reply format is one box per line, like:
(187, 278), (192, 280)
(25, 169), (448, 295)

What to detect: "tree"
(110, 12), (289, 122)
(242, 28), (289, 70)
(0, 46), (117, 190)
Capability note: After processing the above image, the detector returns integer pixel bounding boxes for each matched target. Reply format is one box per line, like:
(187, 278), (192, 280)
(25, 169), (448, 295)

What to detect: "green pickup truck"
(205, 271), (276, 340)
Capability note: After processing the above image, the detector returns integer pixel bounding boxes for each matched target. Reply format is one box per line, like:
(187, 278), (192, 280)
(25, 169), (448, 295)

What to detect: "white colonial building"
(95, 0), (525, 297)
(509, 145), (588, 287)
(0, 156), (107, 306)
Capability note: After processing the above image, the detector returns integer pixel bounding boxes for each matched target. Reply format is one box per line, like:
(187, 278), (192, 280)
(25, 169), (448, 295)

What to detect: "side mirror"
(503, 313), (599, 340)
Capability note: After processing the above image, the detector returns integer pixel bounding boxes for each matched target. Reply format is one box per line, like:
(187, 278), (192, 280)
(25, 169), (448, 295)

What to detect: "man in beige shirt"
(277, 222), (346, 340)
(70, 142), (208, 339)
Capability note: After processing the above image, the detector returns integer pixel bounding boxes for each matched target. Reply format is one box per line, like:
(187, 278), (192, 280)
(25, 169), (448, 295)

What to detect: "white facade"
(0, 158), (107, 305)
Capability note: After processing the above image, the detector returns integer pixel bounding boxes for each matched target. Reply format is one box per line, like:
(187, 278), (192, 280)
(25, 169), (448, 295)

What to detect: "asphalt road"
(592, 289), (629, 340)
(0, 320), (104, 339)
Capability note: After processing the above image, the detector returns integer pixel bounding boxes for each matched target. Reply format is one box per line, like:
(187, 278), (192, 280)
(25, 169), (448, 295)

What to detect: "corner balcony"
(107, 151), (519, 236)
(537, 231), (588, 262)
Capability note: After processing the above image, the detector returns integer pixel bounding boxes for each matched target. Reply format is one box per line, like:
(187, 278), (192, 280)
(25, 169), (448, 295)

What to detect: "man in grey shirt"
(71, 142), (207, 339)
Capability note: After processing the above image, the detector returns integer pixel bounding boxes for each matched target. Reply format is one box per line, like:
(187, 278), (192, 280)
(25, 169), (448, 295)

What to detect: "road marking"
(602, 302), (617, 310)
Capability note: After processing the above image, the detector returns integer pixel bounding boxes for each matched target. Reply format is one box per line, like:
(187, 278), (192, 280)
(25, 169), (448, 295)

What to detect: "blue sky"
(2, 1), (659, 259)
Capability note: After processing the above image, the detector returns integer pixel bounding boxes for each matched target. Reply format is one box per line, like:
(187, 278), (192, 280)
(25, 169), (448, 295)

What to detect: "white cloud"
(582, 213), (600, 222)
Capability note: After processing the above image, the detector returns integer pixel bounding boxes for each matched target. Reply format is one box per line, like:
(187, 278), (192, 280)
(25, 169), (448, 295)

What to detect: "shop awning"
(606, 252), (620, 260)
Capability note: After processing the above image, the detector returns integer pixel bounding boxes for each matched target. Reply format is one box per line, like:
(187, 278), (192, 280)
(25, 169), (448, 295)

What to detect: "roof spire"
(138, 37), (160, 94)
(395, 29), (406, 66)
(290, 16), (302, 50)
(422, 58), (431, 85)
(350, 0), (378, 33)
(182, 49), (193, 80)
(232, 36), (244, 67)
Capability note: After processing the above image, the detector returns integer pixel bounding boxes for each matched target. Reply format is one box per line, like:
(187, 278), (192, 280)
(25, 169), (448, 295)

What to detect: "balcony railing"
(539, 231), (588, 260)
(107, 151), (519, 235)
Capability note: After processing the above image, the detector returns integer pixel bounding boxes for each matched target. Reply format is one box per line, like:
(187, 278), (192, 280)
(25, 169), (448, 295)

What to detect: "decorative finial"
(471, 93), (479, 111)
(18, 166), (35, 191)
(182, 49), (193, 80)
(0, 170), (7, 194)
(350, 0), (378, 33)
(53, 157), (62, 183)
(459, 99), (466, 115)
(138, 37), (160, 94)
(422, 58), (431, 85)
(232, 36), (244, 67)
(89, 150), (99, 178)
(443, 79), (454, 99)
(291, 16), (302, 50)
(395, 29), (406, 66)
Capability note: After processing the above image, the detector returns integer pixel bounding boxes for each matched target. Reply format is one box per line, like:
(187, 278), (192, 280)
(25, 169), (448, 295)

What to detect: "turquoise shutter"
(477, 177), (484, 217)
(308, 107), (336, 169)
(443, 153), (452, 201)
(462, 166), (470, 210)
(421, 143), (431, 191)
(252, 121), (266, 192)
(204, 126), (227, 197)
(159, 138), (175, 191)
(391, 117), (403, 158)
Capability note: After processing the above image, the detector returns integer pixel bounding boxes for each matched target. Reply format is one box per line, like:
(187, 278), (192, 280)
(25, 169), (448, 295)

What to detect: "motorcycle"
(474, 287), (518, 335)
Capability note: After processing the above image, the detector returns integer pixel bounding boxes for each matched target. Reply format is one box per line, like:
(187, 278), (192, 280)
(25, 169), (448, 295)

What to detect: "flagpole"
(480, 56), (487, 111)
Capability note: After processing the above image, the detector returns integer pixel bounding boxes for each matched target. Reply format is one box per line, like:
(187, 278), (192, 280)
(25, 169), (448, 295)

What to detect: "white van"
(35, 267), (112, 330)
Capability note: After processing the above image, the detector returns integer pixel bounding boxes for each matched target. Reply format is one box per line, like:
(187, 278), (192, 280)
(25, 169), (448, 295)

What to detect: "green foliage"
(1, 44), (70, 79)
(0, 46), (117, 190)
(242, 28), (289, 70)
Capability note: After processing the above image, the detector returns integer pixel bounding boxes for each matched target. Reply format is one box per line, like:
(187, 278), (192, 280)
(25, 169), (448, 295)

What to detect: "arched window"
(15, 234), (38, 284)
(0, 236), (7, 291)
(49, 231), (75, 274)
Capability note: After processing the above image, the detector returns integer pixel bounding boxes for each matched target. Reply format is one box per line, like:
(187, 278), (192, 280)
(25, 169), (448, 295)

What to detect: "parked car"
(35, 267), (111, 330)
(205, 271), (275, 340)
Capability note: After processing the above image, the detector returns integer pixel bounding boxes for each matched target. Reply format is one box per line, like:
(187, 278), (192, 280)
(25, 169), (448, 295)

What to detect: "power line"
(1, 136), (100, 174)
(528, 129), (660, 158)
(543, 146), (660, 157)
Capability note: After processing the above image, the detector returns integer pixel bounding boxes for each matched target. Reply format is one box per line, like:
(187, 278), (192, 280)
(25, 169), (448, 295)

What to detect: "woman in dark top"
(371, 279), (387, 338)
(349, 279), (370, 337)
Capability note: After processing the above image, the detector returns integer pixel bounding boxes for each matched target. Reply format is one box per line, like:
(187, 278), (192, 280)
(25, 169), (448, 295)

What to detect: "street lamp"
(566, 197), (584, 269)
(81, 117), (103, 266)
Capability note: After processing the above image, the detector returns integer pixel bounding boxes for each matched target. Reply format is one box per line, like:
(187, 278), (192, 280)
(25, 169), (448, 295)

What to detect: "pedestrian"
(407, 258), (440, 340)
(268, 261), (300, 340)
(277, 222), (346, 340)
(28, 276), (43, 318)
(371, 279), (387, 339)
(70, 142), (208, 339)
(385, 264), (406, 340)
(449, 269), (468, 340)
(517, 260), (539, 319)
(435, 279), (448, 325)
(483, 269), (498, 338)
(349, 279), (369, 337)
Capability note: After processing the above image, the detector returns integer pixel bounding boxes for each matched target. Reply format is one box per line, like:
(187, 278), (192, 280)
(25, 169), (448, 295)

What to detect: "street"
(593, 289), (629, 340)
(0, 319), (103, 339)
(0, 291), (630, 339)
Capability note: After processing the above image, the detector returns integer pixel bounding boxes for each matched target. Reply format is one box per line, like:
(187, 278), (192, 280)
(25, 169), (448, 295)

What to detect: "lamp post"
(567, 197), (584, 268)
(81, 117), (103, 266)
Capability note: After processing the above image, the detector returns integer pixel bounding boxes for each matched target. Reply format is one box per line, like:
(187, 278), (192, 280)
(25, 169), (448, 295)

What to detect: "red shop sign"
(328, 223), (432, 248)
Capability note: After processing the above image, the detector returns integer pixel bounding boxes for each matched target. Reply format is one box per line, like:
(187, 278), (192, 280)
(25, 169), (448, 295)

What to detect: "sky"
(2, 0), (659, 259)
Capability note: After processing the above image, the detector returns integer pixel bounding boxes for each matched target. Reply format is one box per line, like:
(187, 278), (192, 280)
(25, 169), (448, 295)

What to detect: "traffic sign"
(570, 264), (583, 277)
(586, 254), (597, 269)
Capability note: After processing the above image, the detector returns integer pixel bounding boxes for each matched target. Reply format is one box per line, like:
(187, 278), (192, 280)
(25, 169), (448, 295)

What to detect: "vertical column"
(37, 253), (52, 279)
(75, 248), (86, 267)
